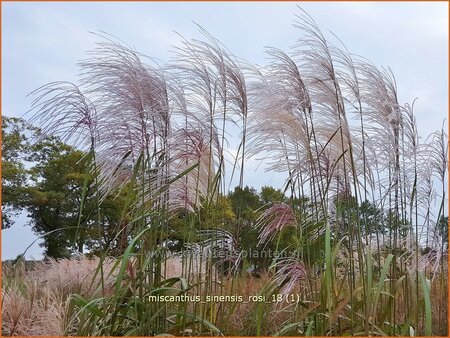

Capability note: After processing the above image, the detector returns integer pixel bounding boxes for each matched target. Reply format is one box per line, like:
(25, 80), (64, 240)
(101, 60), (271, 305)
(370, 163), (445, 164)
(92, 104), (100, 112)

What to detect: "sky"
(2, 1), (448, 260)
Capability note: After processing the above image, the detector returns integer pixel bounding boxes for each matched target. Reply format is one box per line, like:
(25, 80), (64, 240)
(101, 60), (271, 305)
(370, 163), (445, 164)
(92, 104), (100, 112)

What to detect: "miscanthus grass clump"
(5, 7), (447, 337)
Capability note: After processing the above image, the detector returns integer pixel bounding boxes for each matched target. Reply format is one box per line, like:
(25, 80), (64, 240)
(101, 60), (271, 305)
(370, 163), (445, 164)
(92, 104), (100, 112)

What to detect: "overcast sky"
(2, 2), (448, 260)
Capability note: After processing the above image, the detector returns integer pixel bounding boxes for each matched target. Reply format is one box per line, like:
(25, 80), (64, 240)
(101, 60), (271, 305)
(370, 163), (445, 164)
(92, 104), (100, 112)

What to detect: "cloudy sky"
(2, 2), (448, 259)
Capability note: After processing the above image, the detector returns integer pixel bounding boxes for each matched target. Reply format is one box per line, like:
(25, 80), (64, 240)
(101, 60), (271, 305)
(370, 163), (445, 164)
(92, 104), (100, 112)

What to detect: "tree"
(228, 186), (260, 223)
(1, 117), (32, 229)
(200, 195), (236, 230)
(227, 186), (293, 272)
(227, 186), (261, 249)
(260, 186), (285, 205)
(26, 139), (130, 258)
(26, 141), (93, 257)
(334, 194), (387, 237)
(359, 200), (387, 236)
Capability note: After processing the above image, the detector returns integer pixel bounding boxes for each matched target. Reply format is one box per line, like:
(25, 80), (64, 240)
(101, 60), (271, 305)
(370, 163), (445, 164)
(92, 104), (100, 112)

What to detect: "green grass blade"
(372, 254), (393, 321)
(419, 272), (432, 336)
(114, 227), (152, 294)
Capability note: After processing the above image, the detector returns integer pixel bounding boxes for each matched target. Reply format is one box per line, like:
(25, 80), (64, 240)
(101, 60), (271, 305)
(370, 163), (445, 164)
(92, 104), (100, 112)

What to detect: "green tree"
(228, 186), (260, 222)
(1, 117), (125, 256)
(201, 195), (236, 229)
(334, 195), (387, 237)
(1, 117), (32, 229)
(26, 141), (92, 257)
(227, 186), (261, 249)
(228, 186), (292, 272)
(260, 186), (285, 205)
(25, 136), (125, 258)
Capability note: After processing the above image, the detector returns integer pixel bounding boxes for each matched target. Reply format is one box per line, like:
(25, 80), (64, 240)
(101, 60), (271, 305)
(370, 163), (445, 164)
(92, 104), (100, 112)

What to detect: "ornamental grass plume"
(272, 257), (307, 297)
(28, 81), (97, 150)
(169, 127), (216, 212)
(256, 202), (297, 246)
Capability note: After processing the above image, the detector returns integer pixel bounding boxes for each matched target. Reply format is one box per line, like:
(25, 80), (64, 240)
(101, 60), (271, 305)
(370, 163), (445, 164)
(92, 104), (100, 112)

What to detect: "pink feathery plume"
(273, 258), (307, 298)
(168, 128), (215, 212)
(28, 81), (97, 150)
(256, 203), (297, 246)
